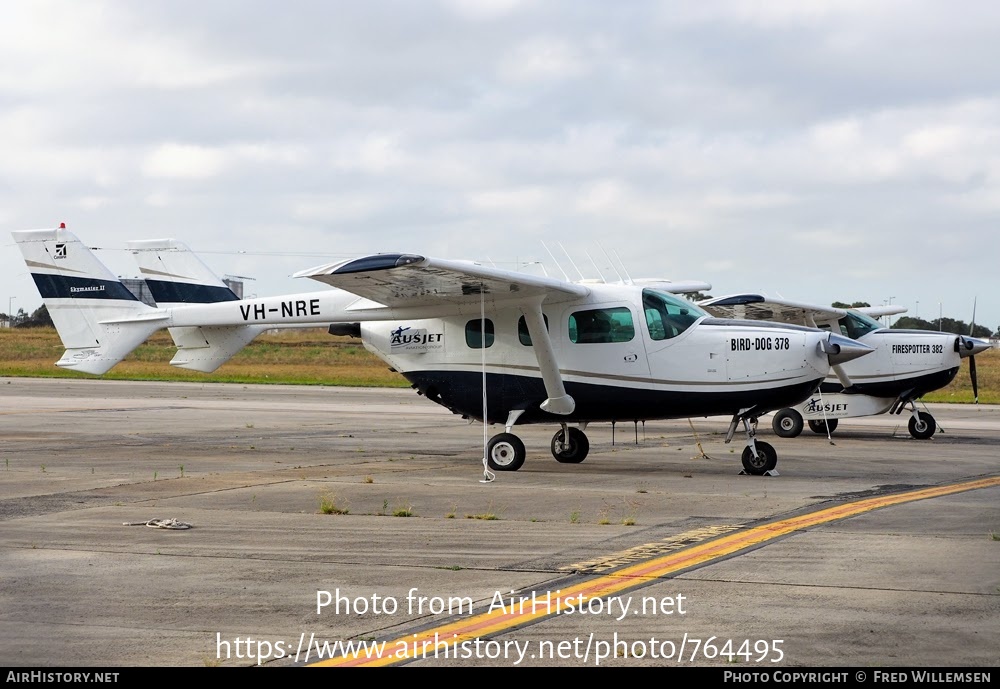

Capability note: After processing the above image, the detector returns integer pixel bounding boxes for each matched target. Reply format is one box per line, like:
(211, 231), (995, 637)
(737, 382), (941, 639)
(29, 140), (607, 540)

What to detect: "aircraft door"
(641, 289), (727, 383)
(563, 304), (650, 379)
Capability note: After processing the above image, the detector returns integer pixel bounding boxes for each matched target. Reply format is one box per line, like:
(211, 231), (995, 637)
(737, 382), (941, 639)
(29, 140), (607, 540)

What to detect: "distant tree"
(892, 315), (990, 338)
(831, 301), (872, 309)
(14, 304), (53, 329)
(892, 316), (936, 330)
(685, 291), (713, 303)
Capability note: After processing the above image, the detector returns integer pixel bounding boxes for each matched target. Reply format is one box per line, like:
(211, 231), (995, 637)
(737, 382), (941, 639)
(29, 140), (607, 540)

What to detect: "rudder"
(13, 225), (165, 374)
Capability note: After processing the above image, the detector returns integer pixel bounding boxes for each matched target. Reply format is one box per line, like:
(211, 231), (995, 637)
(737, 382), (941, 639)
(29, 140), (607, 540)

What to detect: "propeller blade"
(970, 354), (979, 404)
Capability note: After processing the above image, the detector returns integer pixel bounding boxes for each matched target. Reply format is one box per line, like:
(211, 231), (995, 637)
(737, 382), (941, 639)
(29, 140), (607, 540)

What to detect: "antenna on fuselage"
(599, 244), (627, 284)
(557, 242), (586, 282)
(611, 249), (634, 285)
(542, 241), (571, 282)
(584, 250), (607, 283)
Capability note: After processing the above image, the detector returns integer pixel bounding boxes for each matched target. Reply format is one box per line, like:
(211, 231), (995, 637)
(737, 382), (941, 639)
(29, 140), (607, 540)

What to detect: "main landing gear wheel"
(808, 418), (838, 435)
(908, 413), (937, 440)
(741, 441), (777, 475)
(771, 409), (804, 438)
(487, 433), (526, 471)
(551, 427), (590, 464)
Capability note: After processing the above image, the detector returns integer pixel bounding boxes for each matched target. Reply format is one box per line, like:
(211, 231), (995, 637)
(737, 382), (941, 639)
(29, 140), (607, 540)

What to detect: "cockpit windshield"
(838, 311), (883, 339)
(642, 289), (707, 341)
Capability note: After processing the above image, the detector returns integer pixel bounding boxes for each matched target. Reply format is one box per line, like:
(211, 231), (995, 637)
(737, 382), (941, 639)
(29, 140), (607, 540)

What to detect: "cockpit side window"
(838, 312), (880, 339)
(642, 289), (705, 341)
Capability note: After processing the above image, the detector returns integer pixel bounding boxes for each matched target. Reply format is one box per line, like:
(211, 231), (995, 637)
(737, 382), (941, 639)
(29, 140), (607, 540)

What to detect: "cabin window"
(569, 307), (634, 344)
(517, 314), (549, 346)
(465, 319), (495, 348)
(642, 289), (705, 341)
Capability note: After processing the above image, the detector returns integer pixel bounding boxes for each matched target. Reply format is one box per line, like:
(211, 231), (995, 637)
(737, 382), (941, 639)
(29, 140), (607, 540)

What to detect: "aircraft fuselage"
(353, 285), (840, 425)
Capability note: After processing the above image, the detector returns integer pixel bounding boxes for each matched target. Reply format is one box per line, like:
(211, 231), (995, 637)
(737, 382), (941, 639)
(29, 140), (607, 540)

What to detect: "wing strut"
(521, 299), (575, 415)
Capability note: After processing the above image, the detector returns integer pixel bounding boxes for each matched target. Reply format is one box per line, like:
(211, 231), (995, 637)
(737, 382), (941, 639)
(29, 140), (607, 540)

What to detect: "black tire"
(908, 413), (936, 440)
(487, 433), (526, 471)
(551, 427), (590, 464)
(741, 441), (777, 475)
(807, 418), (839, 435)
(771, 409), (804, 438)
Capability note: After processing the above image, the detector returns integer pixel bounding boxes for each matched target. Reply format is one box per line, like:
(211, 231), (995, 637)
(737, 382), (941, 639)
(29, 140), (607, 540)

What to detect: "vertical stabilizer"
(127, 238), (262, 372)
(13, 225), (165, 374)
(127, 239), (240, 305)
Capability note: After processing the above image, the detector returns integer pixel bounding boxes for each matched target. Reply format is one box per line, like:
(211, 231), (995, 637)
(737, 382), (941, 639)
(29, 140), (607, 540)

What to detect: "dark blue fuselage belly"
(405, 370), (823, 425)
(819, 367), (959, 399)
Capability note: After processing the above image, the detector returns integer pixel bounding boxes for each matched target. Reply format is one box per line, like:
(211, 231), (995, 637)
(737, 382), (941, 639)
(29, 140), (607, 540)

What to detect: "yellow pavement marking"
(311, 476), (1000, 667)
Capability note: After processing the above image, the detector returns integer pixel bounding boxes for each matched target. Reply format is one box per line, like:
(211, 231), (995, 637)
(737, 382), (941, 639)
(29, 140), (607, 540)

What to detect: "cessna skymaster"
(14, 225), (873, 476)
(698, 294), (991, 440)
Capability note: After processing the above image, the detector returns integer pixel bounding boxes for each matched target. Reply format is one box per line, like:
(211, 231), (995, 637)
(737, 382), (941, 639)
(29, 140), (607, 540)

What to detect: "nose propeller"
(956, 333), (990, 404)
(959, 298), (990, 404)
(970, 353), (978, 403)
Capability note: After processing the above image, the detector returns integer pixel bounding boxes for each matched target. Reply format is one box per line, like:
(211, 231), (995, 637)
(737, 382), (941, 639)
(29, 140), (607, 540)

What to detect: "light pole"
(7, 296), (14, 327)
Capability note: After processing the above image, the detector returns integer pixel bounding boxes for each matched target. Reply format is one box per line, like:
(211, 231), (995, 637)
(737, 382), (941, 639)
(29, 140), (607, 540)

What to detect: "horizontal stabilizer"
(167, 325), (267, 373)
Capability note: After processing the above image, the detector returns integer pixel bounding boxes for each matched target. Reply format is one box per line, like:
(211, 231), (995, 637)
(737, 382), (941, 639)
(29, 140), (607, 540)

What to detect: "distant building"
(223, 278), (244, 299)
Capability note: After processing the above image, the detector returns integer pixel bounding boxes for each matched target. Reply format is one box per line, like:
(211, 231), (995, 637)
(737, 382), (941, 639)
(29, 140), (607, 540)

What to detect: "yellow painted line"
(311, 475), (1000, 667)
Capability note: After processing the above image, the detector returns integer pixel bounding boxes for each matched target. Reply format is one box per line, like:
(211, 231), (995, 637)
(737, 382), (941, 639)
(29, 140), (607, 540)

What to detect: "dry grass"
(921, 347), (1000, 404)
(0, 327), (407, 387)
(0, 327), (996, 402)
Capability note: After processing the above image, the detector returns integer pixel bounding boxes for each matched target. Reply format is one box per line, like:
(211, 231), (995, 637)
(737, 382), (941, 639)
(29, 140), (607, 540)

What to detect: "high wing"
(698, 294), (908, 329)
(855, 305), (908, 319)
(295, 254), (590, 308)
(698, 293), (847, 328)
(296, 254), (605, 417)
(631, 278), (713, 294)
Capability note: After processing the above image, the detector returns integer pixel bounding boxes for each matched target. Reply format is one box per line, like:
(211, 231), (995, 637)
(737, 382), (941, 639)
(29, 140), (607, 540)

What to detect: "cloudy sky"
(2, 1), (999, 333)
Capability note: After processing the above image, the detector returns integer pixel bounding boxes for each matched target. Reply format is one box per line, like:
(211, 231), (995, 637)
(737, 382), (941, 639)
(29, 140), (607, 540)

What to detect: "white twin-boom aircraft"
(14, 225), (875, 477)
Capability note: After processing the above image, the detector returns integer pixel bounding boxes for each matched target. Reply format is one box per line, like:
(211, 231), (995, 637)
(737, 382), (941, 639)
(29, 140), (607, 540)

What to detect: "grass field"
(0, 327), (407, 387)
(0, 327), (996, 403)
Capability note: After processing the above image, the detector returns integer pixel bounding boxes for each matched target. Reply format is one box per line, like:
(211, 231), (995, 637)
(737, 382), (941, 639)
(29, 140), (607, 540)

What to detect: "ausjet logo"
(804, 397), (848, 415)
(390, 325), (443, 352)
(54, 243), (67, 259)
